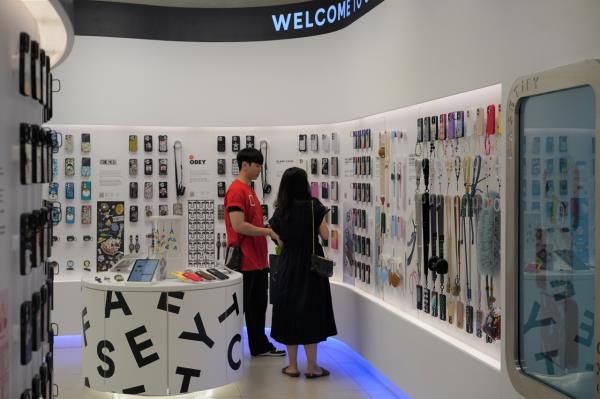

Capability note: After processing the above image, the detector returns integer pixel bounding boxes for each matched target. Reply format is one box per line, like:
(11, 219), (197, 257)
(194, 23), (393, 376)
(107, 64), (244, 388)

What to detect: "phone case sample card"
(188, 200), (215, 268)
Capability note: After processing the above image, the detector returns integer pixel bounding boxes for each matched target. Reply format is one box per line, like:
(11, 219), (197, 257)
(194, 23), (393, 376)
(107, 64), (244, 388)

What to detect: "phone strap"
(173, 141), (186, 198)
(259, 140), (271, 200)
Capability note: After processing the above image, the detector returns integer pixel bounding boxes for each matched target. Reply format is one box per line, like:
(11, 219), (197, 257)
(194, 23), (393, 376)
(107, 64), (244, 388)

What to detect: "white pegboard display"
(48, 83), (503, 363)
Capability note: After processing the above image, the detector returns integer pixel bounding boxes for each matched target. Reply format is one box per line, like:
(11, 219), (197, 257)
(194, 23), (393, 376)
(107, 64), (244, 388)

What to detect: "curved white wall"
(52, 0), (600, 127)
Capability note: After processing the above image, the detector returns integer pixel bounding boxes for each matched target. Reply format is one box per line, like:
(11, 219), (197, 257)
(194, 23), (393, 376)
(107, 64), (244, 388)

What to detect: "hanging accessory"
(445, 196), (455, 324)
(463, 193), (474, 334)
(483, 275), (501, 341)
(428, 193), (439, 317)
(421, 159), (430, 313)
(173, 140), (186, 198)
(135, 235), (140, 253)
(128, 235), (134, 253)
(435, 195), (448, 321)
(454, 156), (461, 192)
(259, 140), (272, 200)
(453, 195), (465, 329)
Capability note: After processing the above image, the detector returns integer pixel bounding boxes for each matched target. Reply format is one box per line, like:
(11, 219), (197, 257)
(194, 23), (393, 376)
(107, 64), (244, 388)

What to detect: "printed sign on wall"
(96, 201), (125, 272)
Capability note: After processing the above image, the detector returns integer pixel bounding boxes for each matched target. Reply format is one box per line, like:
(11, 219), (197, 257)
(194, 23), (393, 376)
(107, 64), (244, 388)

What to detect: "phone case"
(40, 363), (49, 399)
(217, 136), (226, 152)
(81, 181), (91, 201)
(321, 134), (330, 153)
(321, 182), (329, 199)
(129, 182), (138, 199)
(32, 292), (41, 351)
(486, 104), (496, 135)
(81, 157), (91, 176)
(331, 230), (339, 249)
(217, 159), (226, 175)
(231, 159), (239, 176)
(31, 41), (40, 101)
(159, 182), (168, 198)
(448, 112), (456, 139)
(417, 118), (423, 143)
(145, 205), (153, 217)
(310, 159), (318, 175)
(331, 181), (338, 201)
(331, 157), (339, 177)
(423, 117), (431, 142)
(21, 301), (32, 364)
(20, 124), (32, 185)
(20, 214), (33, 275)
(65, 182), (74, 199)
(144, 135), (153, 152)
(65, 206), (75, 224)
(439, 114), (447, 140)
(158, 135), (168, 152)
(64, 134), (73, 153)
(431, 116), (439, 140)
(48, 182), (58, 200)
(455, 111), (464, 138)
(232, 136), (240, 152)
(159, 204), (168, 216)
(39, 49), (46, 105)
(130, 205), (138, 222)
(331, 205), (338, 225)
(310, 182), (319, 198)
(321, 158), (329, 175)
(64, 158), (75, 177)
(82, 205), (92, 224)
(31, 374), (41, 399)
(129, 159), (138, 176)
(159, 158), (168, 176)
(19, 33), (31, 97)
(129, 135), (138, 152)
(144, 158), (153, 175)
(143, 182), (153, 199)
(246, 135), (255, 149)
(217, 182), (226, 198)
(81, 133), (91, 153)
(298, 134), (307, 152)
(310, 134), (319, 151)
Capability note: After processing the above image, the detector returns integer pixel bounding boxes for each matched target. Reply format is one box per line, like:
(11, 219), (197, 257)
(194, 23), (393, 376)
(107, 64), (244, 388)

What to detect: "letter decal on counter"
(218, 293), (239, 323)
(105, 291), (132, 318)
(123, 385), (146, 394)
(157, 291), (184, 314)
(176, 366), (201, 393)
(179, 313), (215, 348)
(575, 310), (594, 347)
(82, 307), (90, 346)
(534, 350), (559, 374)
(523, 301), (556, 334)
(227, 334), (242, 371)
(97, 340), (115, 378)
(125, 325), (160, 368)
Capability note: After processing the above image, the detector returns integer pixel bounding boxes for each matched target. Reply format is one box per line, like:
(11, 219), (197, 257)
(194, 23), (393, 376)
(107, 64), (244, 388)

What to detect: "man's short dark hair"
(237, 148), (264, 169)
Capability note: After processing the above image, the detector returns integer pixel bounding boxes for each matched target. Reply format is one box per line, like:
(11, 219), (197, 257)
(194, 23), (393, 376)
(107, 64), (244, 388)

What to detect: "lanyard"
(415, 193), (422, 282)
(173, 140), (186, 198)
(463, 156), (472, 195)
(470, 155), (483, 197)
(422, 192), (430, 286)
(436, 195), (446, 291)
(454, 156), (461, 192)
(416, 158), (423, 192)
(453, 196), (461, 294)
(445, 196), (453, 294)
(259, 140), (272, 200)
(462, 194), (473, 304)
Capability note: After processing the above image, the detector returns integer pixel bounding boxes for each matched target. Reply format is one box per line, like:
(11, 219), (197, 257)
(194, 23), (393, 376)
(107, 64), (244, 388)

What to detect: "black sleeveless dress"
(269, 199), (337, 345)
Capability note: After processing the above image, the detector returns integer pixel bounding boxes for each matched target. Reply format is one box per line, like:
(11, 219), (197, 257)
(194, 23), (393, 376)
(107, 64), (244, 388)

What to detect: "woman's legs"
(285, 345), (299, 373)
(304, 343), (321, 374)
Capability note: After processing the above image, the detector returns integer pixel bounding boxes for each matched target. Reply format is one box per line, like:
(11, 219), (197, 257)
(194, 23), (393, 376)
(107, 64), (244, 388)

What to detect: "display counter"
(81, 271), (243, 396)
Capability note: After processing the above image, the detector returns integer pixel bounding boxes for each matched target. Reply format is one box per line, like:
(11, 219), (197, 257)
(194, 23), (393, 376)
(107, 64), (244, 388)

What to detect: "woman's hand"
(269, 229), (284, 248)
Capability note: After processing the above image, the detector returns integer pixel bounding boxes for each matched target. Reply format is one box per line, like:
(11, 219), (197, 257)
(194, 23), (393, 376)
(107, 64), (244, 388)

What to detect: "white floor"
(53, 331), (408, 399)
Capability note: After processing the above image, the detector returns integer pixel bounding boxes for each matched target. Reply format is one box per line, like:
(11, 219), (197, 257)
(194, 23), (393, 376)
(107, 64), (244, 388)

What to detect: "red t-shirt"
(224, 179), (268, 271)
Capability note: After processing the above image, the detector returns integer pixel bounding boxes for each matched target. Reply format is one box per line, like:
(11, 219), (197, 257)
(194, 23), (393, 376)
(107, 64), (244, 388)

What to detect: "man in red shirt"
(225, 148), (285, 356)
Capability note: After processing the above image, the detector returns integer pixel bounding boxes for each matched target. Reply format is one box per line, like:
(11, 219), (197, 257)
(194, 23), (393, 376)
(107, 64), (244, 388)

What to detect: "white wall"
(52, 0), (600, 128)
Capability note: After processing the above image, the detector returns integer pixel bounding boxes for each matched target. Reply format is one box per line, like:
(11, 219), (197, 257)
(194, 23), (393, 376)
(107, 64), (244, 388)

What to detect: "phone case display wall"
(48, 84), (503, 362)
(2, 22), (59, 399)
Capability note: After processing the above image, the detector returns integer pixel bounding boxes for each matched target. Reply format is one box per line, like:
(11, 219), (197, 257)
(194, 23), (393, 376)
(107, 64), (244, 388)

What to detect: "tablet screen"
(127, 259), (159, 282)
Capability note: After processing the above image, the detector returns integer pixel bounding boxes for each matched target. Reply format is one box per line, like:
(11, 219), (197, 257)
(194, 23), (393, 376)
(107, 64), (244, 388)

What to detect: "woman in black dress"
(269, 167), (337, 378)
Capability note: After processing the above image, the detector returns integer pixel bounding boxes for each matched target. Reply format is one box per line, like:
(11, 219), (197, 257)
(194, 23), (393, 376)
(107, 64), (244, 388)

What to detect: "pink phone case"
(310, 182), (319, 198)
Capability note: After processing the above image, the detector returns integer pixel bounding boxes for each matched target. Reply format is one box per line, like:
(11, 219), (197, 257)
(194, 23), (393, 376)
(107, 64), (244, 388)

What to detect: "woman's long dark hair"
(274, 167), (311, 212)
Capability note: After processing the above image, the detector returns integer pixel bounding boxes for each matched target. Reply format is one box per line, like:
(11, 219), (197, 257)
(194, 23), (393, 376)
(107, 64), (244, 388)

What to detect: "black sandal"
(281, 366), (300, 378)
(305, 367), (330, 379)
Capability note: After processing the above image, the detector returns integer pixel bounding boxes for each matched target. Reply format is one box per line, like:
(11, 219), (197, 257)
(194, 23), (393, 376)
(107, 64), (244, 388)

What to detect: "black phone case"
(310, 159), (318, 175)
(158, 159), (167, 176)
(40, 285), (48, 342)
(331, 206), (338, 225)
(20, 213), (33, 275)
(217, 136), (226, 152)
(232, 136), (240, 152)
(40, 363), (49, 399)
(144, 158), (153, 175)
(31, 40), (39, 101)
(19, 32), (31, 97)
(159, 182), (168, 198)
(129, 182), (138, 199)
(144, 135), (153, 152)
(31, 374), (40, 398)
(321, 158), (329, 175)
(158, 135), (168, 152)
(217, 159), (226, 175)
(32, 292), (41, 351)
(207, 268), (229, 280)
(217, 182), (226, 198)
(321, 182), (329, 199)
(130, 205), (138, 222)
(21, 301), (32, 365)
(246, 135), (255, 148)
(431, 116), (439, 140)
(20, 123), (32, 185)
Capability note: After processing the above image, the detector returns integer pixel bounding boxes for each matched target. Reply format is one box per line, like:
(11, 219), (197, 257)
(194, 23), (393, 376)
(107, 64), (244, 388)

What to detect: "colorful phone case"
(331, 230), (339, 250)
(159, 205), (168, 216)
(455, 111), (464, 138)
(65, 182), (74, 199)
(48, 182), (59, 200)
(310, 182), (319, 198)
(159, 159), (168, 176)
(129, 135), (138, 152)
(81, 133), (91, 153)
(81, 205), (92, 224)
(81, 157), (91, 176)
(64, 134), (73, 153)
(64, 158), (75, 177)
(81, 181), (91, 201)
(65, 206), (75, 224)
(447, 112), (456, 139)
